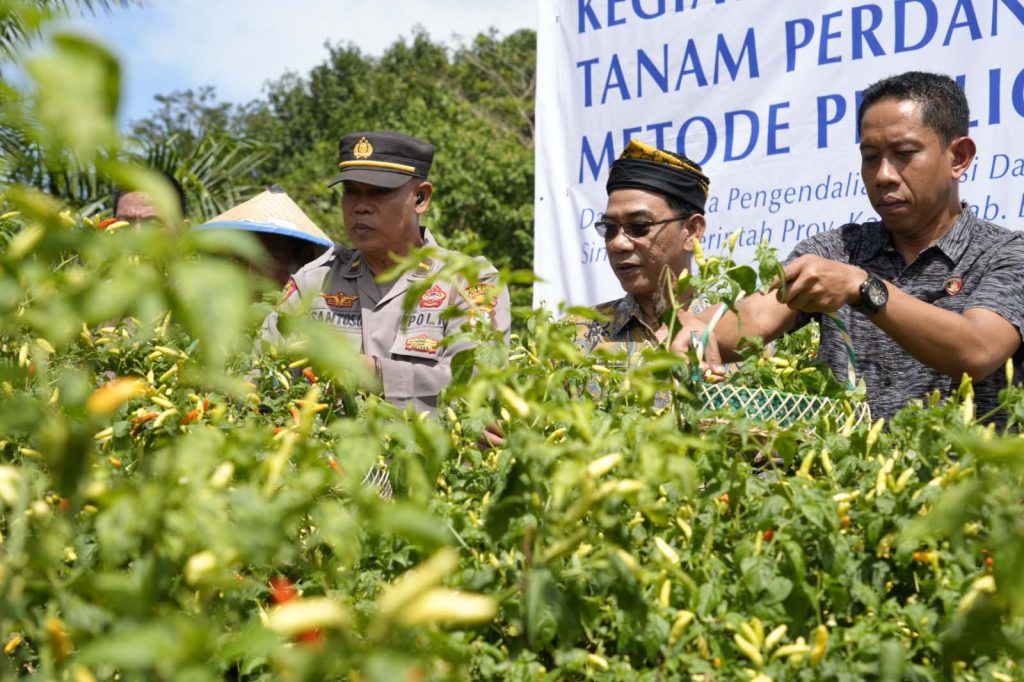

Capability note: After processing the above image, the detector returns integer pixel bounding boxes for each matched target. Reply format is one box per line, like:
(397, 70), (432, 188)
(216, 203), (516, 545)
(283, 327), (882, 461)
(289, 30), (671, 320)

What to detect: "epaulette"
(411, 257), (436, 279)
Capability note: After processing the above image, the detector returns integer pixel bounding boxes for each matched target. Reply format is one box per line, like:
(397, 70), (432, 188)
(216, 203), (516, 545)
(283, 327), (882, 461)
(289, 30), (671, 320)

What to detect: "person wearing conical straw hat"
(197, 184), (334, 286)
(259, 130), (511, 416)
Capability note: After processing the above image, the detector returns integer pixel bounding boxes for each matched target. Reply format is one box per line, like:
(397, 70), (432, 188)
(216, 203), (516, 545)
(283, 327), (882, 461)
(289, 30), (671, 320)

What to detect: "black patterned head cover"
(606, 139), (710, 213)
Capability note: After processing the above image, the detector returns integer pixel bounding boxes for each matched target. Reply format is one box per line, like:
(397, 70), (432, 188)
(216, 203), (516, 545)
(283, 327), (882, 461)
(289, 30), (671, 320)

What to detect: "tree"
(232, 29), (536, 300)
(0, 0), (138, 60)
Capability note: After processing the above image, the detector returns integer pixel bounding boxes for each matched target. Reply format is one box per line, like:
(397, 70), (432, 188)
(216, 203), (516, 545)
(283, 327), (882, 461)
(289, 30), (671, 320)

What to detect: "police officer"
(261, 131), (511, 414)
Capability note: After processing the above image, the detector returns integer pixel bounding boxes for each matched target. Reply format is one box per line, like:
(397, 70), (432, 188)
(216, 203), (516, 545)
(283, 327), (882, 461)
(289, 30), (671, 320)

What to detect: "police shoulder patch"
(280, 278), (298, 302)
(465, 282), (496, 310)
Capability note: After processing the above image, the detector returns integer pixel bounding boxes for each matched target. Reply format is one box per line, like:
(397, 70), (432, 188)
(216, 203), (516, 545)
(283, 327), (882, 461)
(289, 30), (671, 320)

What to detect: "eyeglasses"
(593, 214), (692, 241)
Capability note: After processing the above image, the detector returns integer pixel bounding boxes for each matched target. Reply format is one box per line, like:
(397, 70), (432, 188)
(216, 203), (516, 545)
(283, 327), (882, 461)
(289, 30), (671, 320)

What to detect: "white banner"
(533, 0), (1024, 309)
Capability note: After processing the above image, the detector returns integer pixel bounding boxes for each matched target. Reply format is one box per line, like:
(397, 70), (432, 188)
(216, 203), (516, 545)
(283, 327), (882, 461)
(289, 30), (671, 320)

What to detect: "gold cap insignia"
(353, 137), (373, 159)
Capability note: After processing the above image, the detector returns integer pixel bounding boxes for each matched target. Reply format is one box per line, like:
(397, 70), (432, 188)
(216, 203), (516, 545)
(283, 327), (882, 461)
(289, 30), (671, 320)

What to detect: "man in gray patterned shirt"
(703, 71), (1024, 423)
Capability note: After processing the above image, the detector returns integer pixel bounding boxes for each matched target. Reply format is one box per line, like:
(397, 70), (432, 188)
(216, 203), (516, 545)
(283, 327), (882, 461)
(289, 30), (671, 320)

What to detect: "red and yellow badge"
(465, 282), (498, 327)
(419, 283), (447, 309)
(465, 283), (496, 311)
(280, 278), (298, 302)
(944, 277), (964, 296)
(322, 292), (359, 308)
(404, 334), (440, 354)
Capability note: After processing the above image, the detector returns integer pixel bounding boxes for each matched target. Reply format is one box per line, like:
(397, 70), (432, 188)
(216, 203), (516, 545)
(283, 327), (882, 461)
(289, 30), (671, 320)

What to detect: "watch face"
(865, 279), (887, 308)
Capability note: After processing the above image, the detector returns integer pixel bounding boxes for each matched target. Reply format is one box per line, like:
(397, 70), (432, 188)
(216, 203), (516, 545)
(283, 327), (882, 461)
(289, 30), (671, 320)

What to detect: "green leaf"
(26, 33), (119, 159)
(524, 568), (560, 649)
(727, 265), (758, 294)
(375, 502), (450, 550)
(169, 259), (252, 375)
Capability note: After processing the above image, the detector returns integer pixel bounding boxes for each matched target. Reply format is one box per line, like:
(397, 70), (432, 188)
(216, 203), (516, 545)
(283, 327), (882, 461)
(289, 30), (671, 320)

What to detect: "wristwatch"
(858, 276), (888, 314)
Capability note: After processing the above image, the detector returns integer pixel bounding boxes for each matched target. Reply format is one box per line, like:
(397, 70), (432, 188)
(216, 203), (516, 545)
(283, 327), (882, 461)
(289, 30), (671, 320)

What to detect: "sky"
(59, 0), (538, 126)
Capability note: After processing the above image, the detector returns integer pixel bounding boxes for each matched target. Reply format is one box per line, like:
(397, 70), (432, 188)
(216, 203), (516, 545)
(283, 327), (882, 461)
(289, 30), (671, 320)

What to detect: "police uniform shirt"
(261, 228), (511, 414)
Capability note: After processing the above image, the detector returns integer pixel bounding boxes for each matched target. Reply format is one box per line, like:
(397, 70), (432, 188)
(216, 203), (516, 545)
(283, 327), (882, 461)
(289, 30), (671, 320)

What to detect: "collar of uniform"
(862, 203), (973, 264)
(342, 254), (365, 278)
(931, 203), (974, 264)
(608, 294), (647, 337)
(857, 221), (893, 262)
(341, 226), (440, 280)
(411, 227), (440, 279)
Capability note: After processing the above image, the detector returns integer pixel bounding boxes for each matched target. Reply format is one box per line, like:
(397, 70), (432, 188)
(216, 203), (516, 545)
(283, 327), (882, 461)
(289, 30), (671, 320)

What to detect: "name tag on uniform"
(312, 309), (362, 328)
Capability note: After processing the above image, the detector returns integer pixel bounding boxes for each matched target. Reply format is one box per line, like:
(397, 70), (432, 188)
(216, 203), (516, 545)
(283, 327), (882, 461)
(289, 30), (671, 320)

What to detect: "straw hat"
(198, 185), (333, 249)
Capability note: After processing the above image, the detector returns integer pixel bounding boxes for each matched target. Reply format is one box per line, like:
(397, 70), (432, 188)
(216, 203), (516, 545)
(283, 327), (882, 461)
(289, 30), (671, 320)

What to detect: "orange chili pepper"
(132, 412), (158, 426)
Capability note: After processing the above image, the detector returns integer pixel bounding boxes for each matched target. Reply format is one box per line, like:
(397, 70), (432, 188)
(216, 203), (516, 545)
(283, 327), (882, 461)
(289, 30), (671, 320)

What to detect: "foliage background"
(2, 2), (535, 302)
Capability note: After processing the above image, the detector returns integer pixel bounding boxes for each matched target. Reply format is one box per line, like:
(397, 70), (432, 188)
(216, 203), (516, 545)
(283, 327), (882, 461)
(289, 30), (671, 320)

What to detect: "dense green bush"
(2, 9), (1024, 682)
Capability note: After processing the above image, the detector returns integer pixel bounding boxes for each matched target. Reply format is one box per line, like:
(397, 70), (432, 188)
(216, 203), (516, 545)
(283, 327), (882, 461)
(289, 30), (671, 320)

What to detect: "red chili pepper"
(985, 556), (994, 570)
(269, 576), (297, 605)
(98, 217), (118, 229)
(763, 528), (774, 542)
(273, 426), (285, 434)
(180, 408), (200, 424)
(296, 629), (324, 647)
(58, 498), (70, 513)
(302, 367), (318, 384)
(717, 492), (730, 505)
(202, 398), (210, 411)
(289, 406), (301, 426)
(328, 458), (341, 474)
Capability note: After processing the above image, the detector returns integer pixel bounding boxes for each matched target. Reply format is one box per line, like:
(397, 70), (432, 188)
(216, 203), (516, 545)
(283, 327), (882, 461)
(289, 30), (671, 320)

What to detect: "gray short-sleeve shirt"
(786, 204), (1024, 423)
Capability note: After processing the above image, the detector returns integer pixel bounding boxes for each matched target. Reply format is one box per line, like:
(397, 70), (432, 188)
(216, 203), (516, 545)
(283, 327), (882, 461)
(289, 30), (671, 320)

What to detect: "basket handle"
(695, 294), (858, 391)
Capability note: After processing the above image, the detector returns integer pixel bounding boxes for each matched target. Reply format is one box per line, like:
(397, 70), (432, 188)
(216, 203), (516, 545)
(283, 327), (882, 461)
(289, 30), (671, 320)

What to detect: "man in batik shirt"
(573, 139), (726, 378)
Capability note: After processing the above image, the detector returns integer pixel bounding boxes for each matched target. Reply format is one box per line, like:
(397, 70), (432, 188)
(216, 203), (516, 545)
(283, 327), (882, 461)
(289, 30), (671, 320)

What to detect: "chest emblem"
(944, 277), (963, 296)
(419, 284), (447, 309)
(405, 334), (440, 354)
(322, 292), (359, 308)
